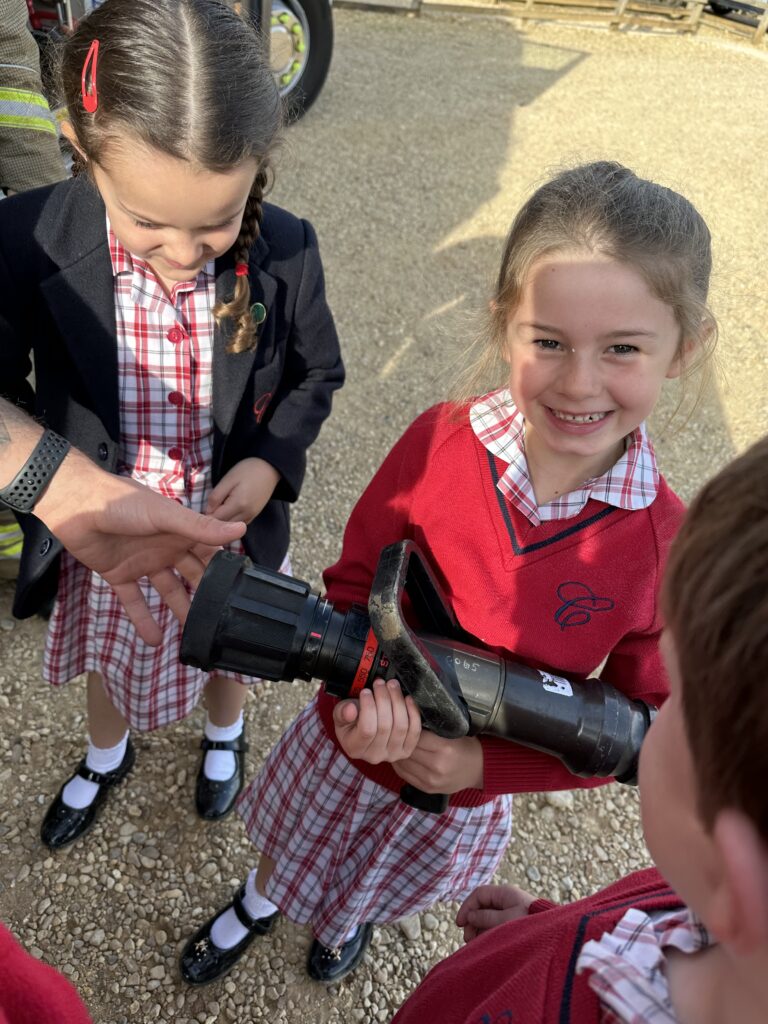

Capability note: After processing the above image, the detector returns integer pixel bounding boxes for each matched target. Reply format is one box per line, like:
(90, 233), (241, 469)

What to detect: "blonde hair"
(59, 0), (282, 353)
(455, 161), (717, 408)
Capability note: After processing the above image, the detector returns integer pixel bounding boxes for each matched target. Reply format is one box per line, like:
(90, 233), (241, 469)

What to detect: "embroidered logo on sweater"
(555, 581), (615, 630)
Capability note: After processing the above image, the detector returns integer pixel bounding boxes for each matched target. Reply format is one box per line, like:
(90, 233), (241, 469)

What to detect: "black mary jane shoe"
(194, 731), (248, 820)
(40, 738), (136, 850)
(180, 886), (279, 986)
(307, 923), (374, 984)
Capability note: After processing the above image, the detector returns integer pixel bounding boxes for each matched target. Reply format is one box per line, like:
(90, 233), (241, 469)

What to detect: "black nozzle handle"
(399, 785), (449, 815)
(369, 541), (471, 739)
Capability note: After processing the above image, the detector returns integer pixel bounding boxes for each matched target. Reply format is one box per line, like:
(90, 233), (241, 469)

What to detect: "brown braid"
(70, 149), (88, 178)
(213, 169), (268, 354)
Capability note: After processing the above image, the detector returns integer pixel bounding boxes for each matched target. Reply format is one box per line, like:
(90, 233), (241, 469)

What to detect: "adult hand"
(333, 678), (422, 764)
(34, 446), (246, 645)
(393, 732), (484, 794)
(455, 884), (536, 942)
(206, 458), (280, 524)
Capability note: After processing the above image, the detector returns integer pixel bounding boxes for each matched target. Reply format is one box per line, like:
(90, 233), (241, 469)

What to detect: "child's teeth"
(552, 410), (607, 423)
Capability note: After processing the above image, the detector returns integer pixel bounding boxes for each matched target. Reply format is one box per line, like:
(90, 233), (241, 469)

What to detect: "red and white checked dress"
(43, 230), (265, 732)
(236, 391), (661, 947)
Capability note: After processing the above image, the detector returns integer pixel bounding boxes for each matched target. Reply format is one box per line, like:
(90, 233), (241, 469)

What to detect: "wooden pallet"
(341, 0), (768, 44)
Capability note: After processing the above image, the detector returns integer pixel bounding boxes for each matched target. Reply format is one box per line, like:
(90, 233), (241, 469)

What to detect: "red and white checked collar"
(469, 389), (659, 526)
(107, 222), (214, 308)
(576, 904), (713, 1023)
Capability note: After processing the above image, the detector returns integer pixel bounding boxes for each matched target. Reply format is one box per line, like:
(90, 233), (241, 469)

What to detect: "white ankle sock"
(210, 869), (278, 950)
(203, 713), (243, 781)
(61, 731), (130, 810)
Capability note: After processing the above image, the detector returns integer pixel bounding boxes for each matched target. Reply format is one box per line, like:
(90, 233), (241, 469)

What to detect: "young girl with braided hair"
(181, 161), (717, 988)
(0, 0), (343, 849)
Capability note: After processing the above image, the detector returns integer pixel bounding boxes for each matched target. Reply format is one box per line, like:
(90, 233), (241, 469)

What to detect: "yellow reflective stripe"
(0, 113), (57, 135)
(0, 88), (51, 110)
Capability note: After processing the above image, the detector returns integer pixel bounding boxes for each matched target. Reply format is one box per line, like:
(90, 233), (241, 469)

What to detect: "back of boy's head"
(662, 435), (768, 842)
(60, 0), (281, 353)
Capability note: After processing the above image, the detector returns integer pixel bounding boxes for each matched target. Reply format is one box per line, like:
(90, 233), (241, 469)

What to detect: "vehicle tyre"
(270, 0), (333, 119)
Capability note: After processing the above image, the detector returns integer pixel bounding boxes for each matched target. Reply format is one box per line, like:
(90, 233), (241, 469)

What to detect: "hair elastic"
(81, 39), (100, 113)
(235, 263), (249, 277)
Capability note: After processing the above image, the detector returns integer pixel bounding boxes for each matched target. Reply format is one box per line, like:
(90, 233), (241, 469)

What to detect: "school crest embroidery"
(554, 581), (615, 630)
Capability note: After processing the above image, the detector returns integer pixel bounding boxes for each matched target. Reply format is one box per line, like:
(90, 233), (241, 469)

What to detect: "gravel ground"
(1, 10), (767, 1023)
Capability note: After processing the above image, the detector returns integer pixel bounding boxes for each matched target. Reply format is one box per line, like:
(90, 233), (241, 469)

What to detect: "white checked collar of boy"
(469, 389), (659, 526)
(576, 904), (713, 1024)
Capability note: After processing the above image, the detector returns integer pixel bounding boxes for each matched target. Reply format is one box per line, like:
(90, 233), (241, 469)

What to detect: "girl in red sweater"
(180, 161), (718, 987)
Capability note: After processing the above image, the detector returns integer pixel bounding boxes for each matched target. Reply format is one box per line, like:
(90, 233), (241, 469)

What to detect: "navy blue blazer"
(0, 175), (344, 617)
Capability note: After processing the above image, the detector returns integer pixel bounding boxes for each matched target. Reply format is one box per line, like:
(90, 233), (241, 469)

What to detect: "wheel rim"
(270, 0), (310, 98)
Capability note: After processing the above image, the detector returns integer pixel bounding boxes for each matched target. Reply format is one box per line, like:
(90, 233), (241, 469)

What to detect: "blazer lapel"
(40, 246), (119, 440)
(212, 242), (277, 438)
(37, 177), (120, 440)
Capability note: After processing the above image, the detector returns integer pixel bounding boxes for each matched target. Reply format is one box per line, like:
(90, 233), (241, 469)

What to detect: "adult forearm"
(0, 397), (41, 485)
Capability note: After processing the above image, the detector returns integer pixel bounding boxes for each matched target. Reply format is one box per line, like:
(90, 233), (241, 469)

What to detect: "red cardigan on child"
(391, 868), (682, 1024)
(317, 404), (684, 806)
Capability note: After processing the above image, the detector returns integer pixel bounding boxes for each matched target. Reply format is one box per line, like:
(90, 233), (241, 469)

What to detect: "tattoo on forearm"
(0, 399), (32, 446)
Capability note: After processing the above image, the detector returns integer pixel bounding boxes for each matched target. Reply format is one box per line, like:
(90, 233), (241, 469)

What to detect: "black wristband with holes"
(0, 429), (71, 514)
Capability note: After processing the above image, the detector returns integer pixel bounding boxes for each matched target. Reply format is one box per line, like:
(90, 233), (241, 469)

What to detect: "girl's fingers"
(210, 493), (241, 522)
(384, 679), (410, 750)
(352, 687), (380, 752)
(205, 483), (225, 514)
(404, 694), (422, 753)
(333, 700), (360, 726)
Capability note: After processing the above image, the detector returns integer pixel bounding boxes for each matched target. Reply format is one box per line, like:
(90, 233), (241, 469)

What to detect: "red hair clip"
(235, 263), (249, 277)
(81, 39), (99, 114)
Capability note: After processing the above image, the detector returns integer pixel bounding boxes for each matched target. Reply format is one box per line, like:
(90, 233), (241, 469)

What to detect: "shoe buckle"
(194, 938), (210, 956)
(325, 946), (343, 961)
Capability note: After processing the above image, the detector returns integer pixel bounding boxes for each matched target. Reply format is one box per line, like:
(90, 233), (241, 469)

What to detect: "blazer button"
(98, 442), (109, 461)
(39, 538), (52, 557)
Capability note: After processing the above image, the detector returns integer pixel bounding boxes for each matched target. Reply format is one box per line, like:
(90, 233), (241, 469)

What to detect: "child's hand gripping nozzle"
(180, 542), (655, 814)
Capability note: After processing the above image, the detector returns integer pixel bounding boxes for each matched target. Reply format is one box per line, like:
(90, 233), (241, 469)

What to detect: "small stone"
(0, 619), (14, 631)
(422, 913), (439, 931)
(544, 791), (574, 811)
(119, 822), (137, 838)
(155, 930), (168, 946)
(89, 929), (106, 946)
(17, 864), (30, 882)
(526, 865), (541, 882)
(149, 965), (166, 980)
(199, 861), (219, 879)
(397, 915), (421, 941)
(595, 844), (609, 862)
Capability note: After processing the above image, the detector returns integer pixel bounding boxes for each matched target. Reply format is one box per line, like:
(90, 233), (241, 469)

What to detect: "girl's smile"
(85, 137), (259, 292)
(504, 253), (686, 496)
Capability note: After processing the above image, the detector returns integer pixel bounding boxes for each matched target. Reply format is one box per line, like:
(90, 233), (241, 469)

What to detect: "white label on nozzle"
(540, 671), (573, 697)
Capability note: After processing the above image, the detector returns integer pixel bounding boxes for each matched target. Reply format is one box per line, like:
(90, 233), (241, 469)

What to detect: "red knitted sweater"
(316, 404), (684, 806)
(0, 924), (92, 1024)
(391, 868), (682, 1024)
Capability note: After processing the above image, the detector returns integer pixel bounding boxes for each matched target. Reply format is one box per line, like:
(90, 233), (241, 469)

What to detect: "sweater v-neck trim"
(485, 448), (621, 555)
